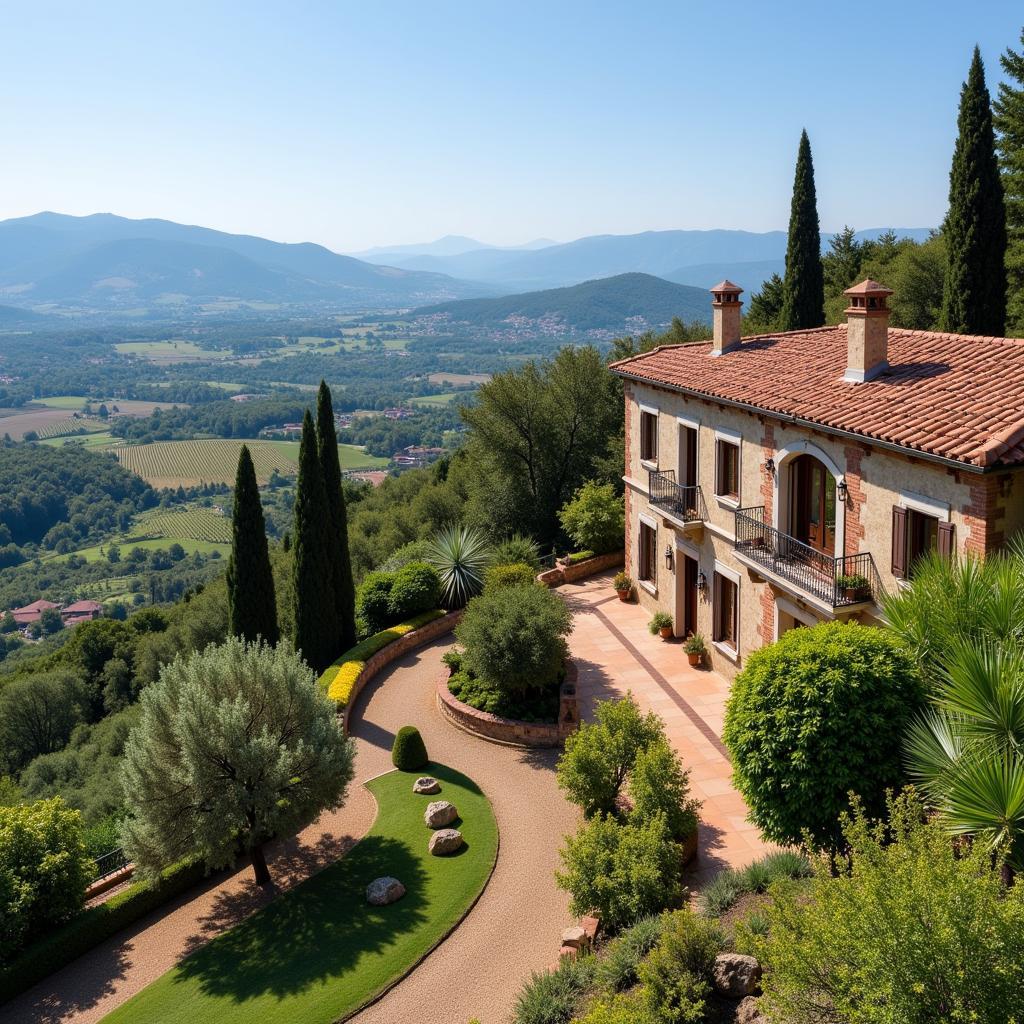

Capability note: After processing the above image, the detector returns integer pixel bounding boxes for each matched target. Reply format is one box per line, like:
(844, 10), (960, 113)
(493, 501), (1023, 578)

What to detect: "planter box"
(537, 550), (625, 587)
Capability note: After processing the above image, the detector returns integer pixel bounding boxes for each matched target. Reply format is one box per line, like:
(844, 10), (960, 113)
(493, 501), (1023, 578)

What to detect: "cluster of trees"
(108, 397), (312, 443)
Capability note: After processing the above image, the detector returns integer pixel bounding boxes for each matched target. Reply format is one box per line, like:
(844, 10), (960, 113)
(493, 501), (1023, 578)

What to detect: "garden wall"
(537, 549), (624, 587)
(436, 659), (579, 747)
(342, 610), (463, 733)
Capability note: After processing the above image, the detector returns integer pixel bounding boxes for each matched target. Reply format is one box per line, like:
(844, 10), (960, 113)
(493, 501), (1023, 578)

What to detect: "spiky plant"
(427, 525), (492, 608)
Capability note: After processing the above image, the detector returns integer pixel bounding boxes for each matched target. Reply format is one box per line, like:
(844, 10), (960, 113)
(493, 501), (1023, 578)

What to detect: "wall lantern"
(664, 545), (674, 571)
(763, 456), (775, 474)
(837, 479), (849, 503)
(695, 570), (707, 592)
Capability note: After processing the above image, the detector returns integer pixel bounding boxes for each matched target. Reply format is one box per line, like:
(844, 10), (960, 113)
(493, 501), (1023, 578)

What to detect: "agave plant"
(427, 525), (492, 608)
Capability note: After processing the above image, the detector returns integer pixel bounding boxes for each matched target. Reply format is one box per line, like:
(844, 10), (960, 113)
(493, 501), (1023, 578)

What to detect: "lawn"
(101, 764), (498, 1024)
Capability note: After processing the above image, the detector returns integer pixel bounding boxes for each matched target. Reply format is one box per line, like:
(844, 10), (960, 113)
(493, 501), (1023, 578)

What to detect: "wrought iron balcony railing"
(733, 505), (883, 607)
(648, 470), (707, 523)
(94, 847), (129, 881)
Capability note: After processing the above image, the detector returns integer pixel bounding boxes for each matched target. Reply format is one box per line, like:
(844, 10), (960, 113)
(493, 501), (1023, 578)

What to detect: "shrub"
(722, 620), (922, 847)
(484, 562), (538, 591)
(558, 481), (625, 555)
(512, 954), (596, 1024)
(594, 913), (664, 993)
(387, 561), (441, 620)
(378, 539), (433, 572)
(0, 798), (94, 958)
(638, 909), (723, 1024)
(456, 583), (572, 695)
(392, 725), (428, 771)
(556, 811), (684, 931)
(446, 653), (561, 722)
(557, 695), (663, 818)
(745, 790), (1024, 1024)
(697, 850), (811, 917)
(428, 524), (492, 608)
(566, 550), (596, 564)
(318, 610), (445, 706)
(356, 570), (395, 633)
(630, 737), (700, 841)
(648, 611), (672, 634)
(576, 991), (658, 1024)
(492, 534), (542, 572)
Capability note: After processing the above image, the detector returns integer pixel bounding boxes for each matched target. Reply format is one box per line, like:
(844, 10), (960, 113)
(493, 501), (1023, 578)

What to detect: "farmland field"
(410, 392), (463, 406)
(426, 372), (490, 386)
(41, 431), (118, 450)
(115, 438), (385, 487)
(34, 396), (185, 415)
(114, 340), (232, 364)
(0, 408), (95, 440)
(139, 506), (232, 544)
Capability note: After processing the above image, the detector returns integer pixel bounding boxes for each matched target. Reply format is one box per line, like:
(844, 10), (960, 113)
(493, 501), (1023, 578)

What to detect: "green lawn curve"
(100, 763), (498, 1024)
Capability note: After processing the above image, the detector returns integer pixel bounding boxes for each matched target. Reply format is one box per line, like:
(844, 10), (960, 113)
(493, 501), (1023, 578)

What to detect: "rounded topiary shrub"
(722, 620), (922, 848)
(387, 562), (441, 621)
(357, 571), (395, 633)
(392, 725), (429, 771)
(456, 582), (572, 695)
(484, 562), (538, 591)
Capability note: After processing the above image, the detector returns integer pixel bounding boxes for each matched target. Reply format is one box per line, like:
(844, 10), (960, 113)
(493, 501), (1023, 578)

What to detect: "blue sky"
(1, 1), (1021, 250)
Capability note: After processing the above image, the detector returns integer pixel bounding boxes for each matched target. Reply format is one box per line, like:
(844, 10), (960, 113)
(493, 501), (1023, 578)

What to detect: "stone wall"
(537, 550), (625, 587)
(436, 659), (580, 747)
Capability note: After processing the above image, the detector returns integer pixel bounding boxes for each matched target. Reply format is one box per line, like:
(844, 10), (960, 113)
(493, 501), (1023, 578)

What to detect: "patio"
(564, 571), (773, 881)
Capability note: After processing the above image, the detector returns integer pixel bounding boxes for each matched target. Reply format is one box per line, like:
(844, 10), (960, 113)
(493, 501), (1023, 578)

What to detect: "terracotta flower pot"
(659, 625), (673, 639)
(616, 588), (630, 602)
(687, 651), (701, 666)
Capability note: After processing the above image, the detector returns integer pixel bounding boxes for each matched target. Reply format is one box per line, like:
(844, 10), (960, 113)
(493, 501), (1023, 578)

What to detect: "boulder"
(561, 925), (589, 950)
(365, 876), (405, 906)
(558, 944), (577, 960)
(428, 828), (464, 856)
(580, 915), (601, 943)
(413, 776), (440, 795)
(735, 996), (765, 1023)
(713, 952), (762, 998)
(424, 800), (458, 829)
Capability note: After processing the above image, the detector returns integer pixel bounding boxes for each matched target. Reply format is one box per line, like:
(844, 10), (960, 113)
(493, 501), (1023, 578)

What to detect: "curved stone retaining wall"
(537, 549), (624, 587)
(342, 609), (464, 732)
(436, 659), (579, 747)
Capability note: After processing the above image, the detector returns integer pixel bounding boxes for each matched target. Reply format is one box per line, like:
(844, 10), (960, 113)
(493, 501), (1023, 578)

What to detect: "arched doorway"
(789, 454), (836, 556)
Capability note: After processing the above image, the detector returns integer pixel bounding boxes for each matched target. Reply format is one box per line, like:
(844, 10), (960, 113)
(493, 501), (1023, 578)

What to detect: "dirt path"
(5, 637), (577, 1024)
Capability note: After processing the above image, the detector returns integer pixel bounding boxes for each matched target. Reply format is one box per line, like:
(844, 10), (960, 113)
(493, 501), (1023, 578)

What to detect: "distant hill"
(352, 235), (556, 261)
(0, 212), (489, 312)
(665, 259), (787, 293)
(409, 272), (709, 337)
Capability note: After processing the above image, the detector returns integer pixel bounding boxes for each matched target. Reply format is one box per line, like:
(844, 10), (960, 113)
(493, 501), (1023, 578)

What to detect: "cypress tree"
(316, 380), (357, 651)
(995, 28), (1024, 335)
(226, 444), (278, 645)
(941, 46), (1007, 336)
(292, 410), (337, 673)
(780, 129), (825, 331)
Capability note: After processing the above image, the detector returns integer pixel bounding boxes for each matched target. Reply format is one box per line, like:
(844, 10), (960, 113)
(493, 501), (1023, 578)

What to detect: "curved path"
(6, 636), (577, 1024)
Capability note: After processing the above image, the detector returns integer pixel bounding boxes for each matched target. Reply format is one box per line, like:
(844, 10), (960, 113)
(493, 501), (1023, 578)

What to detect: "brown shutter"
(891, 506), (908, 577)
(937, 521), (955, 559)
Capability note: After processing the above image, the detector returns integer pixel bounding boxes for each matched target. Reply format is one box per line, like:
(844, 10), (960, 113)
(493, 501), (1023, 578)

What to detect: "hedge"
(566, 550), (597, 565)
(317, 609), (446, 707)
(0, 857), (209, 1004)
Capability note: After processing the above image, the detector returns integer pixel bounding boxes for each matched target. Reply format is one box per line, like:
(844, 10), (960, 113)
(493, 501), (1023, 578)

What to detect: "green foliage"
(556, 811), (684, 931)
(0, 670), (90, 773)
(780, 130), (825, 331)
(512, 955), (596, 1024)
(723, 620), (922, 847)
(682, 633), (705, 656)
(356, 570), (395, 634)
(996, 27), (1024, 335)
(0, 856), (207, 1005)
(121, 637), (354, 884)
(557, 695), (664, 818)
(455, 582), (571, 695)
(226, 443), (279, 645)
(292, 409), (338, 673)
(612, 571), (632, 592)
(386, 561), (441, 621)
(0, 798), (93, 958)
(565, 550), (595, 564)
(317, 380), (357, 652)
(746, 271), (785, 332)
(629, 737), (700, 842)
(446, 650), (561, 722)
(427, 524), (491, 609)
(378, 539), (433, 572)
(647, 611), (672, 634)
(594, 914), (664, 993)
(483, 562), (538, 591)
(491, 533), (542, 571)
(637, 909), (722, 1024)
(942, 47), (1007, 335)
(558, 481), (624, 556)
(391, 725), (428, 771)
(697, 850), (811, 917)
(575, 991), (658, 1024)
(747, 790), (1024, 1024)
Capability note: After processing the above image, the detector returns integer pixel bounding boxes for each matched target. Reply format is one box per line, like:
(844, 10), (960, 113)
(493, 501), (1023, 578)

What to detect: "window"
(638, 521), (656, 583)
(716, 439), (739, 499)
(891, 505), (954, 579)
(713, 572), (738, 648)
(640, 410), (658, 463)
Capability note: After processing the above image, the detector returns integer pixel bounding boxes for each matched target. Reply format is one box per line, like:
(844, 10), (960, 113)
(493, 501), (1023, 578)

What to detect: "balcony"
(733, 505), (883, 609)
(648, 470), (707, 527)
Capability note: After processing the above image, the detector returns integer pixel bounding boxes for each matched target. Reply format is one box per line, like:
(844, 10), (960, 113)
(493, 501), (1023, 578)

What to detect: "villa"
(612, 279), (1024, 677)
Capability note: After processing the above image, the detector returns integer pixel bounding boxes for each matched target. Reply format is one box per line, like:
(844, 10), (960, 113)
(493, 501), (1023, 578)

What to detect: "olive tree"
(121, 637), (354, 885)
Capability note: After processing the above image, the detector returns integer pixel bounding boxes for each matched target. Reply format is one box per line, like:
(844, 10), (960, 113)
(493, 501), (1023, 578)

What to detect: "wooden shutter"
(937, 521), (956, 559)
(891, 506), (908, 577)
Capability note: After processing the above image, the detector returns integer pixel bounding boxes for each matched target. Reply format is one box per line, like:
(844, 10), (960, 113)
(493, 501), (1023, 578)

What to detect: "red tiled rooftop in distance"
(611, 324), (1024, 469)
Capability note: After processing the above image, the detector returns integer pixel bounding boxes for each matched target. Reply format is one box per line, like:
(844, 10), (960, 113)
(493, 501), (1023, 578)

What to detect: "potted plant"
(649, 611), (673, 639)
(613, 571), (633, 602)
(836, 573), (870, 602)
(683, 632), (706, 666)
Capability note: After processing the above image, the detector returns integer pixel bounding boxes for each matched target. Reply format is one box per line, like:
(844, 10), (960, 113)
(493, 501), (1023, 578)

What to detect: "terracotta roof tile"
(610, 325), (1024, 469)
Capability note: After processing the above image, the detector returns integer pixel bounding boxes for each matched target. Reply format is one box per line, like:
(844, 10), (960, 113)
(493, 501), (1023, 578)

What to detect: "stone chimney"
(710, 280), (743, 356)
(842, 279), (893, 383)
